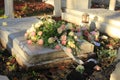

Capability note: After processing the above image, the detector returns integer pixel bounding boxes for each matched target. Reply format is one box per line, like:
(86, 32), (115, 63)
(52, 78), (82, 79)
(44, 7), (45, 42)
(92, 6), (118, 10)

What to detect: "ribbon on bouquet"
(57, 39), (84, 65)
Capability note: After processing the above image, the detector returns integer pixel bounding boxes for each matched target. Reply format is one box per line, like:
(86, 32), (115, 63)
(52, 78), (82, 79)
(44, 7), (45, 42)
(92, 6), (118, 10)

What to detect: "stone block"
(62, 9), (120, 38)
(110, 48), (120, 80)
(66, 0), (91, 10)
(0, 75), (9, 80)
(110, 63), (120, 80)
(0, 17), (94, 67)
(45, 0), (61, 17)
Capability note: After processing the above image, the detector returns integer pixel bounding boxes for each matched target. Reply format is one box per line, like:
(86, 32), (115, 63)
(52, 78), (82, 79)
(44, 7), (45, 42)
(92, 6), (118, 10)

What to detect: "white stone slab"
(0, 17), (94, 67)
(62, 9), (120, 38)
(110, 48), (120, 80)
(45, 0), (61, 17)
(0, 75), (9, 80)
(66, 0), (91, 10)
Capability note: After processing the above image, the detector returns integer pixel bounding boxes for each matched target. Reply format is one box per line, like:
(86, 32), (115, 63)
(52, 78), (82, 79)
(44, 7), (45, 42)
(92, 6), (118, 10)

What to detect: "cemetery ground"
(0, 16), (120, 80)
(0, 1), (120, 80)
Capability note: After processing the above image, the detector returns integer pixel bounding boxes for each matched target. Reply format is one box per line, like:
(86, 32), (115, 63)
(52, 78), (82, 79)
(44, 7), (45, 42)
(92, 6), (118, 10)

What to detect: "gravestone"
(45, 0), (61, 17)
(0, 17), (94, 67)
(66, 0), (91, 10)
(4, 0), (14, 18)
(109, 0), (117, 10)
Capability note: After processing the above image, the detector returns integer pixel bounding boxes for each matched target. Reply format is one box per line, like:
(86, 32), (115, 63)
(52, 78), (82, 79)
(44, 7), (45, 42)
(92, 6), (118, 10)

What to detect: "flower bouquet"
(24, 15), (83, 64)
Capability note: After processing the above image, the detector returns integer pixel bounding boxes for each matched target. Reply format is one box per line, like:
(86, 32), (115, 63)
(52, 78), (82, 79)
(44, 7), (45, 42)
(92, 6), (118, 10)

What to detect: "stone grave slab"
(110, 48), (120, 80)
(0, 17), (94, 67)
(62, 9), (120, 38)
(0, 75), (9, 80)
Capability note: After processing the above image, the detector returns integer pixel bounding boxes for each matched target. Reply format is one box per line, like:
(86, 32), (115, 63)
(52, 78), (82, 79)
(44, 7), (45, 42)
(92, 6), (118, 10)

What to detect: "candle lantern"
(82, 13), (89, 23)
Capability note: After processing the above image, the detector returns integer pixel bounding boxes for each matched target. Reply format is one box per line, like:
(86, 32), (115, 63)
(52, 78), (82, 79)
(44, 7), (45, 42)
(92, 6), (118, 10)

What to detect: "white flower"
(74, 36), (78, 40)
(26, 29), (31, 33)
(57, 28), (63, 34)
(48, 37), (55, 43)
(29, 26), (36, 32)
(35, 21), (43, 28)
(48, 19), (55, 23)
(69, 31), (74, 36)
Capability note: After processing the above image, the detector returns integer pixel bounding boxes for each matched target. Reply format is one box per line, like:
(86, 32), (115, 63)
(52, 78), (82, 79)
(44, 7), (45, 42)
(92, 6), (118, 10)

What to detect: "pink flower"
(24, 32), (28, 37)
(31, 31), (36, 36)
(83, 30), (89, 37)
(81, 27), (87, 30)
(27, 40), (32, 44)
(38, 31), (42, 36)
(71, 28), (75, 31)
(90, 31), (96, 35)
(38, 39), (44, 45)
(55, 45), (61, 50)
(61, 35), (67, 41)
(66, 47), (72, 53)
(60, 24), (66, 30)
(61, 40), (66, 45)
(77, 28), (81, 32)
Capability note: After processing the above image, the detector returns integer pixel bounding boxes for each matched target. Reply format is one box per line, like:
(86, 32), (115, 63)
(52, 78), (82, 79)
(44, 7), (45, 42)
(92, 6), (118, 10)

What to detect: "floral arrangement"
(24, 16), (81, 54)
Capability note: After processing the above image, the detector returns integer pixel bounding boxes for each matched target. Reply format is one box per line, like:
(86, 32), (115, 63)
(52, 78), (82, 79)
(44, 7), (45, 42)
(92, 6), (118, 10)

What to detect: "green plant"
(24, 15), (81, 55)
(0, 9), (4, 16)
(97, 48), (117, 68)
(75, 65), (85, 74)
(6, 56), (17, 71)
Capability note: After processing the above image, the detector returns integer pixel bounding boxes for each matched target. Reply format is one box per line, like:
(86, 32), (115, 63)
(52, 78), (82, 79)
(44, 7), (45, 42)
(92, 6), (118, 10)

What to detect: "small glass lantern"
(82, 13), (89, 23)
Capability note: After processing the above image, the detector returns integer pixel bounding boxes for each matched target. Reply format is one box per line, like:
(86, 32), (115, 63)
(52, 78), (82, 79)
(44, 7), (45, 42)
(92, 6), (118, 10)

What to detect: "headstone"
(66, 0), (91, 10)
(45, 0), (61, 17)
(4, 0), (14, 18)
(109, 0), (117, 10)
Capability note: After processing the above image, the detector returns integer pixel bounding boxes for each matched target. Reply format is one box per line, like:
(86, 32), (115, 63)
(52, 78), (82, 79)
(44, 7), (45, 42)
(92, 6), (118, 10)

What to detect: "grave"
(0, 17), (94, 67)
(62, 8), (120, 38)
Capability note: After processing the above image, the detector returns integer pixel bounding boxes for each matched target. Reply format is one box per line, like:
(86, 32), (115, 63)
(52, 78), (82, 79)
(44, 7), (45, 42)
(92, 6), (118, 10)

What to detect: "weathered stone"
(66, 0), (91, 10)
(4, 0), (14, 18)
(62, 9), (120, 38)
(110, 63), (120, 80)
(110, 48), (120, 80)
(0, 17), (94, 67)
(45, 0), (61, 17)
(0, 75), (9, 80)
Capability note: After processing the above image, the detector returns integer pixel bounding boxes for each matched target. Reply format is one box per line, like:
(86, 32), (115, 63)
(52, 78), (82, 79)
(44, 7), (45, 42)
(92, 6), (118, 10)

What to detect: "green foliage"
(76, 65), (85, 74)
(97, 48), (117, 68)
(0, 9), (4, 16)
(25, 15), (81, 56)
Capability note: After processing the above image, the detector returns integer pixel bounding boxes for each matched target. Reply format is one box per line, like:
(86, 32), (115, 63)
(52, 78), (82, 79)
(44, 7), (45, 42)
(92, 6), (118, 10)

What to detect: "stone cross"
(109, 0), (116, 10)
(4, 0), (14, 18)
